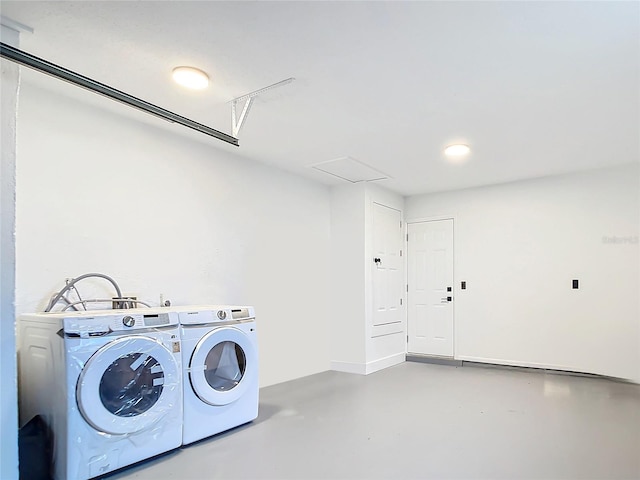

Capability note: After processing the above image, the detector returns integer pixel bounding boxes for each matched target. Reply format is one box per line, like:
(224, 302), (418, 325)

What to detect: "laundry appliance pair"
(18, 305), (258, 480)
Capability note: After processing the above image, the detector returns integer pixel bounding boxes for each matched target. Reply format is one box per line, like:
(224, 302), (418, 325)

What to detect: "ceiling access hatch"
(311, 157), (390, 183)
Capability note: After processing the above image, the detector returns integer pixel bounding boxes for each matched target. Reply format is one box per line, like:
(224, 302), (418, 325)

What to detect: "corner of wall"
(0, 22), (20, 480)
(404, 165), (639, 380)
(329, 183), (367, 365)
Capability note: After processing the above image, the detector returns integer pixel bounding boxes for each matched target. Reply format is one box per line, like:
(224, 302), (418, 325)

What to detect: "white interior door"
(372, 203), (402, 329)
(407, 219), (454, 356)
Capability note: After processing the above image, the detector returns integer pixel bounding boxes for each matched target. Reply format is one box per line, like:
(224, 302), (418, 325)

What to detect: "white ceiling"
(2, 1), (639, 196)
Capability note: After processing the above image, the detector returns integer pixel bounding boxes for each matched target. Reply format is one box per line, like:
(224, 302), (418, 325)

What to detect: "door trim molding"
(373, 201), (402, 213)
(406, 214), (456, 224)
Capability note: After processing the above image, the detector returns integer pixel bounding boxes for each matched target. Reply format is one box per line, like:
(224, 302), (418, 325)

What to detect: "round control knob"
(122, 315), (135, 327)
(217, 310), (227, 320)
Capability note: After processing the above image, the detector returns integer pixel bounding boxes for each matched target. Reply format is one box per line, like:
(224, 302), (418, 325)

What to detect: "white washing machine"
(18, 308), (183, 480)
(178, 305), (258, 445)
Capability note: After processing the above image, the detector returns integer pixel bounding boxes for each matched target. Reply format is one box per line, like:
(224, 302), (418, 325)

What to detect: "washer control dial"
(217, 310), (227, 320)
(122, 315), (135, 327)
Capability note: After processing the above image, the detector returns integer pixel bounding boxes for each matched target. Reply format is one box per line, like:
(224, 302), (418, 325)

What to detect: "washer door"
(77, 335), (180, 435)
(189, 327), (256, 406)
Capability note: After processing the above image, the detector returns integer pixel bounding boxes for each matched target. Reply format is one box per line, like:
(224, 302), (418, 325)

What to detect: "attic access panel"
(311, 157), (390, 183)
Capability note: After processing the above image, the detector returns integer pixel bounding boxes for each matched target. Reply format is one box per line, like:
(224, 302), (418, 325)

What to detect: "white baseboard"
(365, 352), (406, 374)
(457, 355), (640, 384)
(331, 353), (406, 376)
(456, 355), (586, 374)
(333, 355), (639, 384)
(330, 361), (367, 375)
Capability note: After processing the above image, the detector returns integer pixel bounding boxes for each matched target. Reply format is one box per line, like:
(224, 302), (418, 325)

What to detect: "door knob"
(374, 258), (381, 264)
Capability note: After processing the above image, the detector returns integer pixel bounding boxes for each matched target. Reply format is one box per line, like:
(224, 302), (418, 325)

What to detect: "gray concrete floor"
(110, 362), (640, 480)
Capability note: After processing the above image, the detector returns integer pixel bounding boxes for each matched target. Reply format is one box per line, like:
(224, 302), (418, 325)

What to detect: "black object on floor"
(18, 415), (52, 480)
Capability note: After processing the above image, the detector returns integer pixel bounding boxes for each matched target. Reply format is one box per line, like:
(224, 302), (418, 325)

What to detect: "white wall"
(406, 164), (640, 382)
(0, 24), (20, 480)
(15, 79), (331, 388)
(330, 183), (366, 368)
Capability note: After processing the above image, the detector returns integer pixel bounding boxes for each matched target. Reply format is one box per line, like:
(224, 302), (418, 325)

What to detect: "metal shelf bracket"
(231, 77), (294, 137)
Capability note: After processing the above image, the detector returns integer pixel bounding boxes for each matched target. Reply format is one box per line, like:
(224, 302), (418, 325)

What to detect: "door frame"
(405, 214), (457, 357)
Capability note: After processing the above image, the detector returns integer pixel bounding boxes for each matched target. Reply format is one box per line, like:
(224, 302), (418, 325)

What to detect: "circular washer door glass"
(77, 335), (179, 435)
(204, 342), (246, 392)
(99, 352), (164, 417)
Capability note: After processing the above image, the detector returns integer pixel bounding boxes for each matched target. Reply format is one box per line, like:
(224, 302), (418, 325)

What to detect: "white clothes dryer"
(178, 306), (258, 445)
(18, 308), (183, 480)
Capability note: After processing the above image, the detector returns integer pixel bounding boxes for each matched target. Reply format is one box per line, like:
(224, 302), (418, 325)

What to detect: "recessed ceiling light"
(444, 144), (471, 157)
(172, 66), (209, 90)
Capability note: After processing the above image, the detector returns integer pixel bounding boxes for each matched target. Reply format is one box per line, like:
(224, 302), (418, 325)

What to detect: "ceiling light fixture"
(172, 66), (209, 90)
(0, 43), (236, 145)
(444, 144), (471, 158)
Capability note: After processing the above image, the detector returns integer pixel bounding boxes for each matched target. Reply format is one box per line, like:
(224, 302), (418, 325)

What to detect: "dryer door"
(76, 335), (180, 435)
(189, 327), (257, 406)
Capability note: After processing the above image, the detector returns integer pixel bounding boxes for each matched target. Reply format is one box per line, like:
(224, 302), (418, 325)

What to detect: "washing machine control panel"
(63, 310), (179, 336)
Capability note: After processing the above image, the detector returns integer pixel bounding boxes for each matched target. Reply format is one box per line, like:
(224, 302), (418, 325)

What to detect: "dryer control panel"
(177, 305), (255, 326)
